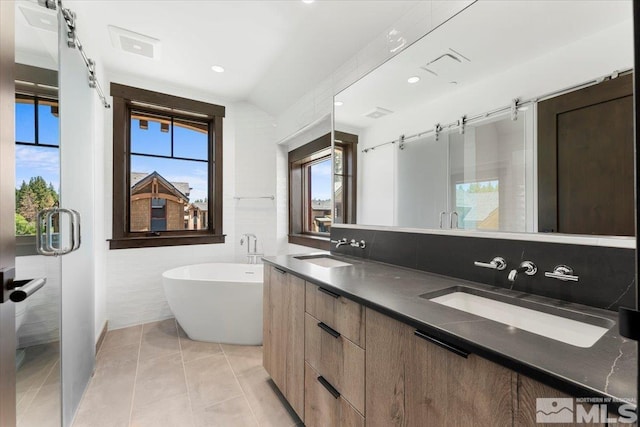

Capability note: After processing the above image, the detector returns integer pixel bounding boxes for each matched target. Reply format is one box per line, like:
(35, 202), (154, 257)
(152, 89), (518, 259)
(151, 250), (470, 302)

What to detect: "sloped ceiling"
(18, 0), (421, 115)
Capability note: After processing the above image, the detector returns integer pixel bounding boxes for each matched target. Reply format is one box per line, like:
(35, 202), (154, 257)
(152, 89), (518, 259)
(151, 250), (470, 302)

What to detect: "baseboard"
(95, 320), (108, 354)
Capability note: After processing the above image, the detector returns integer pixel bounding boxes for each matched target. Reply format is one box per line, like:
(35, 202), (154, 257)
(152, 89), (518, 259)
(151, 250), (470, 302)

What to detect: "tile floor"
(72, 318), (302, 427)
(16, 342), (61, 427)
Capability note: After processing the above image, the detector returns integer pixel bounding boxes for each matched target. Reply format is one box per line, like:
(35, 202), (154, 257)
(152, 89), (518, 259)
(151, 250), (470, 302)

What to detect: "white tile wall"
(233, 102), (278, 262)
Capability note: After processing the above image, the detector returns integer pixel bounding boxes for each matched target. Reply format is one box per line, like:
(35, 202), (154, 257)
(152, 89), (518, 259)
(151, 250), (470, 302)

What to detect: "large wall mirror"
(333, 0), (634, 239)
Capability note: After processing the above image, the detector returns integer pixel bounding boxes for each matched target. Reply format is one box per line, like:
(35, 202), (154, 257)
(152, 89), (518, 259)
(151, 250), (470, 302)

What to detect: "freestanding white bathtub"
(162, 263), (263, 345)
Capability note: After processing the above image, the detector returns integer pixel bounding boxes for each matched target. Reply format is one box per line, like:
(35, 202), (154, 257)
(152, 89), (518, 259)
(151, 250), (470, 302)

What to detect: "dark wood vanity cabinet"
(366, 308), (514, 426)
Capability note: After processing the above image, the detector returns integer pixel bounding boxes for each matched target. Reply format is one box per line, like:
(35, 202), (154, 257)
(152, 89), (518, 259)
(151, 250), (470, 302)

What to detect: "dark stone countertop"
(263, 252), (637, 409)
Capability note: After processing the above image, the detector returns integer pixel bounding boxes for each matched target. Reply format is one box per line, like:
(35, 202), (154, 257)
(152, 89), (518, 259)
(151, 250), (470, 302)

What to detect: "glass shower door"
(395, 133), (449, 229)
(57, 7), (96, 426)
(13, 2), (62, 426)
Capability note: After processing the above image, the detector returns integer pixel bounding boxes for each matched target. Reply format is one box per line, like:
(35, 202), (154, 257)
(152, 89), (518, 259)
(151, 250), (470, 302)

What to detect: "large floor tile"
(133, 352), (188, 408)
(16, 343), (59, 395)
(236, 365), (301, 427)
(221, 344), (262, 378)
(192, 395), (258, 427)
(17, 382), (61, 427)
(72, 362), (137, 427)
(130, 393), (194, 427)
(96, 343), (139, 372)
(184, 353), (243, 409)
(179, 335), (223, 364)
(101, 325), (142, 351)
(139, 319), (180, 361)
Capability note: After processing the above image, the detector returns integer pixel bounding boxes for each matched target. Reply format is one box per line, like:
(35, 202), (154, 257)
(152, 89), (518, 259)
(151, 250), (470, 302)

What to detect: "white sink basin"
(428, 290), (612, 348)
(294, 255), (352, 268)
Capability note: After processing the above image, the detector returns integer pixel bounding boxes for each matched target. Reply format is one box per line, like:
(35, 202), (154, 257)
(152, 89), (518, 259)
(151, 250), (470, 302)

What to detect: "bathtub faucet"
(240, 233), (263, 264)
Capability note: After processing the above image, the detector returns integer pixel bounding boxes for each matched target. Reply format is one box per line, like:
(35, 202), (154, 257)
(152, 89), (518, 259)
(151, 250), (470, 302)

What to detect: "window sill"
(16, 235), (38, 257)
(109, 234), (225, 250)
(288, 234), (331, 251)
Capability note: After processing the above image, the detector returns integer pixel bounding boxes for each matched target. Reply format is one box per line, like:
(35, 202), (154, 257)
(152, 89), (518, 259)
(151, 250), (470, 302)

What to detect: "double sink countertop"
(262, 252), (637, 409)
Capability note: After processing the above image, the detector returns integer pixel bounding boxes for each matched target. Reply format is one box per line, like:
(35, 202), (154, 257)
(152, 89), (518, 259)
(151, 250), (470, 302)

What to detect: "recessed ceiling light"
(334, 101), (343, 107)
(132, 44), (142, 50)
(407, 76), (420, 84)
(211, 65), (225, 73)
(302, 0), (315, 3)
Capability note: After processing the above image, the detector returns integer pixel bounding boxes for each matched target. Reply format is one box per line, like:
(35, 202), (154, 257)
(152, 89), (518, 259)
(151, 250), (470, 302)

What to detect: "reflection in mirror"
(334, 0), (633, 237)
(14, 1), (61, 425)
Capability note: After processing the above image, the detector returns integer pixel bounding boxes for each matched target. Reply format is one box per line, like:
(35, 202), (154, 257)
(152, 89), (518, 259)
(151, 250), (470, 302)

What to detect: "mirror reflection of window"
(448, 113), (530, 233)
(455, 180), (500, 230)
(15, 95), (60, 237)
(305, 156), (332, 234)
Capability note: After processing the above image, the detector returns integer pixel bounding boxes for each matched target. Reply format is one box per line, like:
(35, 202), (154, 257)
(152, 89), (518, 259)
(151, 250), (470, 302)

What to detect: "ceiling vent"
(108, 26), (161, 60)
(421, 48), (470, 76)
(365, 107), (394, 119)
(19, 4), (57, 32)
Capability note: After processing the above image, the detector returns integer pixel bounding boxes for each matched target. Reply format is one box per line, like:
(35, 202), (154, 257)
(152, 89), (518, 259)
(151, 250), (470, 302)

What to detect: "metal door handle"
(8, 277), (46, 302)
(36, 208), (81, 256)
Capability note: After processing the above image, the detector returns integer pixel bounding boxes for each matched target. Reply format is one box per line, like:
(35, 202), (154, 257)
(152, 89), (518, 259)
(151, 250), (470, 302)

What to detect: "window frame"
(288, 131), (357, 250)
(302, 155), (332, 236)
(14, 65), (59, 257)
(109, 83), (225, 249)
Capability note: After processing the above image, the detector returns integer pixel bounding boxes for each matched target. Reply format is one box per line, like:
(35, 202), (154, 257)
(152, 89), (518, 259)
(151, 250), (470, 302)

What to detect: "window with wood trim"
(110, 83), (225, 249)
(14, 65), (59, 257)
(288, 131), (357, 250)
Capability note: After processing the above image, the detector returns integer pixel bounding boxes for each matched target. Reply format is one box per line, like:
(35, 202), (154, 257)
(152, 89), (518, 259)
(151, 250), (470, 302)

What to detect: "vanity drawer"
(305, 282), (366, 348)
(304, 362), (365, 427)
(305, 313), (365, 414)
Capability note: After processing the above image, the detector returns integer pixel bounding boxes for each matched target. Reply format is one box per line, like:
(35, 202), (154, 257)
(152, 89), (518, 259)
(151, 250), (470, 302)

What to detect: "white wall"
(93, 60), (107, 340)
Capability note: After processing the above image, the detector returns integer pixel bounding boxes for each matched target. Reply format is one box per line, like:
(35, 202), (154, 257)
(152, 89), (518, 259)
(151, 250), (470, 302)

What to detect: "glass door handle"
(36, 208), (81, 256)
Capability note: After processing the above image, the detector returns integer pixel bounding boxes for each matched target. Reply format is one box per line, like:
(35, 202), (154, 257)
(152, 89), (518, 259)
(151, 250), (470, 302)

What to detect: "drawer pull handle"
(273, 267), (287, 275)
(317, 322), (341, 339)
(414, 330), (469, 358)
(317, 376), (340, 399)
(318, 287), (340, 299)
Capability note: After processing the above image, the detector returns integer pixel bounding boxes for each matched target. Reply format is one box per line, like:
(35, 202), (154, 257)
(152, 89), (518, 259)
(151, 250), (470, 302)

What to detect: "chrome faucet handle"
(544, 265), (579, 282)
(507, 261), (537, 283)
(349, 239), (366, 249)
(474, 257), (506, 271)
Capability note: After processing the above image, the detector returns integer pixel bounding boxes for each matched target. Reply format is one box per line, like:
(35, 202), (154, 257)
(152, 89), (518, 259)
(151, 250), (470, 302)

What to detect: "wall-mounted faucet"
(331, 238), (348, 248)
(507, 261), (537, 283)
(240, 233), (262, 264)
(330, 238), (365, 249)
